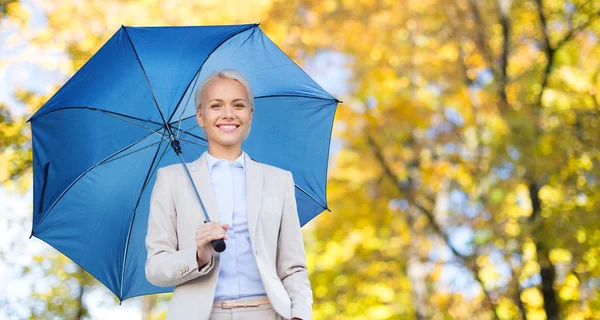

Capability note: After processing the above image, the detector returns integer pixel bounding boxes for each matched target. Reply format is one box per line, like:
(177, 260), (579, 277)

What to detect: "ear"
(196, 108), (204, 128)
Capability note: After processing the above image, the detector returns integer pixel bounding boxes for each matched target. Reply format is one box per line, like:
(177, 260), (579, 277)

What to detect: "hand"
(292, 318), (302, 320)
(195, 222), (229, 266)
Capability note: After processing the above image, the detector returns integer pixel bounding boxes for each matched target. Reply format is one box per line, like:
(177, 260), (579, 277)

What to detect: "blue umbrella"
(28, 23), (339, 301)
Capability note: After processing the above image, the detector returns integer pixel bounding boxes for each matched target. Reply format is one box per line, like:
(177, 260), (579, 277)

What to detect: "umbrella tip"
(29, 231), (34, 239)
(255, 22), (260, 26)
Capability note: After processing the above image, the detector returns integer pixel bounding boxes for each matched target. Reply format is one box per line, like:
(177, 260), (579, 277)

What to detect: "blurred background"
(1, 0), (599, 319)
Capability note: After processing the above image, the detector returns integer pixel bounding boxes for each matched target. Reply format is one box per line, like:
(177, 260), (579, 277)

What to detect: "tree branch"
(467, 0), (496, 70)
(363, 127), (500, 320)
(555, 11), (600, 51)
(508, 8), (599, 107)
(497, 0), (513, 113)
(535, 2), (600, 108)
(0, 163), (32, 187)
(535, 0), (554, 107)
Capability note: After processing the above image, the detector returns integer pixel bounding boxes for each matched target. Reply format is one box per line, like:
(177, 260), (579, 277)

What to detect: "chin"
(206, 130), (248, 147)
(213, 139), (243, 147)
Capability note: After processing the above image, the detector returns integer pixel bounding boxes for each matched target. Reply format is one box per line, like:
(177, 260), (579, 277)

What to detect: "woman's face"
(196, 78), (253, 150)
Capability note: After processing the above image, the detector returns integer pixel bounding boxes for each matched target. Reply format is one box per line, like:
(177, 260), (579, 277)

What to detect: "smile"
(217, 124), (240, 133)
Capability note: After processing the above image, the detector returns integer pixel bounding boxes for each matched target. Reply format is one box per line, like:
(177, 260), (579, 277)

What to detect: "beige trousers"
(209, 303), (284, 320)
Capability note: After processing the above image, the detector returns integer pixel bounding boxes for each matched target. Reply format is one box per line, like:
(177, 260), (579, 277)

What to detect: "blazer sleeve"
(276, 171), (313, 320)
(145, 167), (214, 287)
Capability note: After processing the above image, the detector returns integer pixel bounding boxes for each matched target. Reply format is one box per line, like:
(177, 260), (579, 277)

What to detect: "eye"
(210, 104), (222, 109)
(234, 103), (246, 109)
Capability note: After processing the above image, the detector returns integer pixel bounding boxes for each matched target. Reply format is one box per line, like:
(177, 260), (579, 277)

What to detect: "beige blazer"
(145, 152), (313, 320)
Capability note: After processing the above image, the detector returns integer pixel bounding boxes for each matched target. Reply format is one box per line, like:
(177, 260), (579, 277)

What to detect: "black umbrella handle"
(171, 145), (226, 253)
(211, 239), (226, 252)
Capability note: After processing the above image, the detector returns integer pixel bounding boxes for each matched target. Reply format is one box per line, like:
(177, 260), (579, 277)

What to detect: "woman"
(145, 69), (312, 320)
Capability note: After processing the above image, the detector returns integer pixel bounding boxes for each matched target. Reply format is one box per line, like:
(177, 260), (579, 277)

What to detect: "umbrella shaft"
(170, 139), (211, 223)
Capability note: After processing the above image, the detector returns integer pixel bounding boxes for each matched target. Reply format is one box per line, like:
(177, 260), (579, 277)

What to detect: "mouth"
(216, 124), (240, 133)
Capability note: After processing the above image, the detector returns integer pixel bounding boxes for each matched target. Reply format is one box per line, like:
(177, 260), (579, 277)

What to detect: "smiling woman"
(145, 69), (312, 320)
(195, 70), (255, 159)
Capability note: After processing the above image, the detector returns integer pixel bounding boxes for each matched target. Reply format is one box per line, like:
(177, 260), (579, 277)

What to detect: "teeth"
(219, 125), (237, 130)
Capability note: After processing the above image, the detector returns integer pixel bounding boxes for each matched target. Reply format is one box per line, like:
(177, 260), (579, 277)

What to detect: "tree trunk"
(142, 296), (156, 320)
(407, 208), (429, 319)
(536, 242), (560, 320)
(75, 266), (86, 320)
(515, 289), (527, 320)
(528, 182), (560, 319)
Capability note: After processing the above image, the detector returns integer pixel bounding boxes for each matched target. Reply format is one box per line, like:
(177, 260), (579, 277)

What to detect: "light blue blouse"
(205, 151), (267, 301)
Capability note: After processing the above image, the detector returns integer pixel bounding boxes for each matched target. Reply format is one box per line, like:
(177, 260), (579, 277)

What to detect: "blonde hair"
(194, 69), (254, 111)
(194, 69), (254, 140)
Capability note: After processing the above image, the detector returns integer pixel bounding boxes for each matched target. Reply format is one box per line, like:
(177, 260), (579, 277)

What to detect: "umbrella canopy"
(28, 23), (339, 301)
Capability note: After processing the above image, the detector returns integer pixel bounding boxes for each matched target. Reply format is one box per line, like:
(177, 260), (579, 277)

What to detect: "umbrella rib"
(321, 101), (338, 214)
(294, 183), (330, 212)
(166, 23), (258, 125)
(120, 140), (171, 300)
(175, 71), (201, 139)
(99, 139), (167, 167)
(254, 94), (341, 103)
(123, 27), (173, 137)
(179, 123), (199, 135)
(100, 110), (168, 141)
(176, 129), (208, 143)
(28, 106), (165, 126)
(177, 137), (209, 148)
(136, 142), (172, 208)
(30, 131), (158, 237)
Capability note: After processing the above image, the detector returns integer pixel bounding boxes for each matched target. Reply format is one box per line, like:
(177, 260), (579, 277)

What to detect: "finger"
(197, 226), (218, 236)
(197, 233), (221, 243)
(196, 222), (222, 235)
(198, 233), (227, 246)
(196, 232), (215, 244)
(196, 224), (214, 236)
(218, 226), (229, 240)
(199, 221), (218, 230)
(203, 234), (226, 246)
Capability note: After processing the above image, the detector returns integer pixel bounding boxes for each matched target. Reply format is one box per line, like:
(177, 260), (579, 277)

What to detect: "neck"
(207, 144), (243, 161)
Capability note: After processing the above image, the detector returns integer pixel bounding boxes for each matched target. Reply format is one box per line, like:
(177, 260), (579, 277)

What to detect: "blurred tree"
(1, 0), (17, 18)
(23, 252), (95, 320)
(0, 102), (31, 191)
(264, 0), (600, 319)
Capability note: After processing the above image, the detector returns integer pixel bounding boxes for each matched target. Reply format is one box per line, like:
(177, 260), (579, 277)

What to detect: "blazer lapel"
(245, 153), (263, 242)
(188, 153), (219, 223)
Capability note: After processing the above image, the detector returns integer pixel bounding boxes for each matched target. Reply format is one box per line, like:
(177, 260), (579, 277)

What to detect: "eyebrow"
(208, 98), (248, 103)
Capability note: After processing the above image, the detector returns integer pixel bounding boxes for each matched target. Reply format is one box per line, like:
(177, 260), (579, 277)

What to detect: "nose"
(221, 105), (234, 119)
